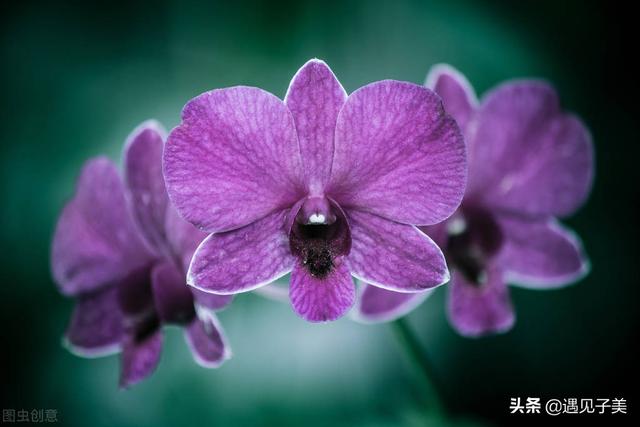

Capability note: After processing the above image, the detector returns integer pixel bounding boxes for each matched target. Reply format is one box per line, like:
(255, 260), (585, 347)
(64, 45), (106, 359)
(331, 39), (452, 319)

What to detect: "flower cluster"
(52, 122), (231, 387)
(51, 59), (593, 384)
(356, 65), (593, 336)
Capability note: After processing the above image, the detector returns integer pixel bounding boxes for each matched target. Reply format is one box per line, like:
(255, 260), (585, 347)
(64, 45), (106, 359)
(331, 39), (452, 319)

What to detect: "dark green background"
(1, 1), (637, 426)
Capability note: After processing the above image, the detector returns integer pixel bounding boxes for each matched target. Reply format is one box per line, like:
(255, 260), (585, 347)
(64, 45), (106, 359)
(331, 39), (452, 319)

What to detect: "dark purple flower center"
(116, 263), (195, 343)
(289, 197), (351, 278)
(445, 206), (503, 286)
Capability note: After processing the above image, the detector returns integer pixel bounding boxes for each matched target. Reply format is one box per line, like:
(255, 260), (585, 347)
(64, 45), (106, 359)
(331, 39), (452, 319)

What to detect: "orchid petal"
(64, 287), (123, 357)
(330, 80), (466, 225)
(289, 260), (354, 322)
(346, 210), (449, 292)
(51, 158), (152, 296)
(425, 64), (478, 130)
(124, 120), (170, 255)
(164, 87), (304, 233)
(185, 309), (230, 368)
(470, 82), (593, 217)
(498, 215), (589, 288)
(447, 266), (515, 337)
(119, 330), (163, 388)
(285, 59), (347, 193)
(188, 209), (294, 294)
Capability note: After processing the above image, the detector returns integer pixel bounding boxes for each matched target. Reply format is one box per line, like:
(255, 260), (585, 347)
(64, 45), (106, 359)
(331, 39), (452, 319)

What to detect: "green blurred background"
(1, 0), (637, 426)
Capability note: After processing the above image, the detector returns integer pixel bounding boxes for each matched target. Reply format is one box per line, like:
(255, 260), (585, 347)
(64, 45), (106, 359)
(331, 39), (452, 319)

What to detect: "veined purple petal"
(188, 210), (295, 294)
(329, 80), (466, 226)
(51, 157), (153, 296)
(285, 59), (347, 194)
(289, 260), (354, 322)
(124, 120), (170, 255)
(425, 64), (478, 131)
(447, 265), (515, 337)
(164, 87), (304, 233)
(119, 330), (163, 388)
(185, 309), (231, 368)
(64, 287), (123, 357)
(497, 215), (589, 288)
(354, 283), (433, 323)
(469, 82), (594, 217)
(151, 261), (196, 324)
(346, 210), (449, 292)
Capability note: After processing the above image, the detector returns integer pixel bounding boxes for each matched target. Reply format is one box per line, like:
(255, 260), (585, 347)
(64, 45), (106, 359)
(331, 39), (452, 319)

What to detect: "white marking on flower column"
(308, 213), (326, 224)
(447, 217), (467, 235)
(499, 175), (515, 193)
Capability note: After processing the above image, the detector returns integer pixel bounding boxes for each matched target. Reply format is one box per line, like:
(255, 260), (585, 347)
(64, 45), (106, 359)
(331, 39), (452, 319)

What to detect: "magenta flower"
(356, 65), (594, 336)
(51, 121), (231, 387)
(163, 59), (467, 322)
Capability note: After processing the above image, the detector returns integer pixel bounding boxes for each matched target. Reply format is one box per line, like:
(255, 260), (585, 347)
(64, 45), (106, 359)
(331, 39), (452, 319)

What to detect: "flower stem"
(391, 317), (446, 416)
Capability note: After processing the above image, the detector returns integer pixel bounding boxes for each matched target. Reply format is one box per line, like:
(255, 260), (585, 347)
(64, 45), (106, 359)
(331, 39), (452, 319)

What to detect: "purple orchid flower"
(51, 121), (232, 387)
(356, 65), (594, 337)
(163, 59), (467, 322)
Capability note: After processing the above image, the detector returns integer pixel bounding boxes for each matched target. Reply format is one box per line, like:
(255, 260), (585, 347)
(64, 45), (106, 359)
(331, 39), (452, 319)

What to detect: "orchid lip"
(446, 206), (503, 287)
(289, 197), (351, 279)
(448, 231), (486, 286)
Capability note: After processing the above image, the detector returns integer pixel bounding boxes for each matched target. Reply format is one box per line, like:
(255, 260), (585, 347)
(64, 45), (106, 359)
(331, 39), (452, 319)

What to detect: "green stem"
(391, 317), (446, 416)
